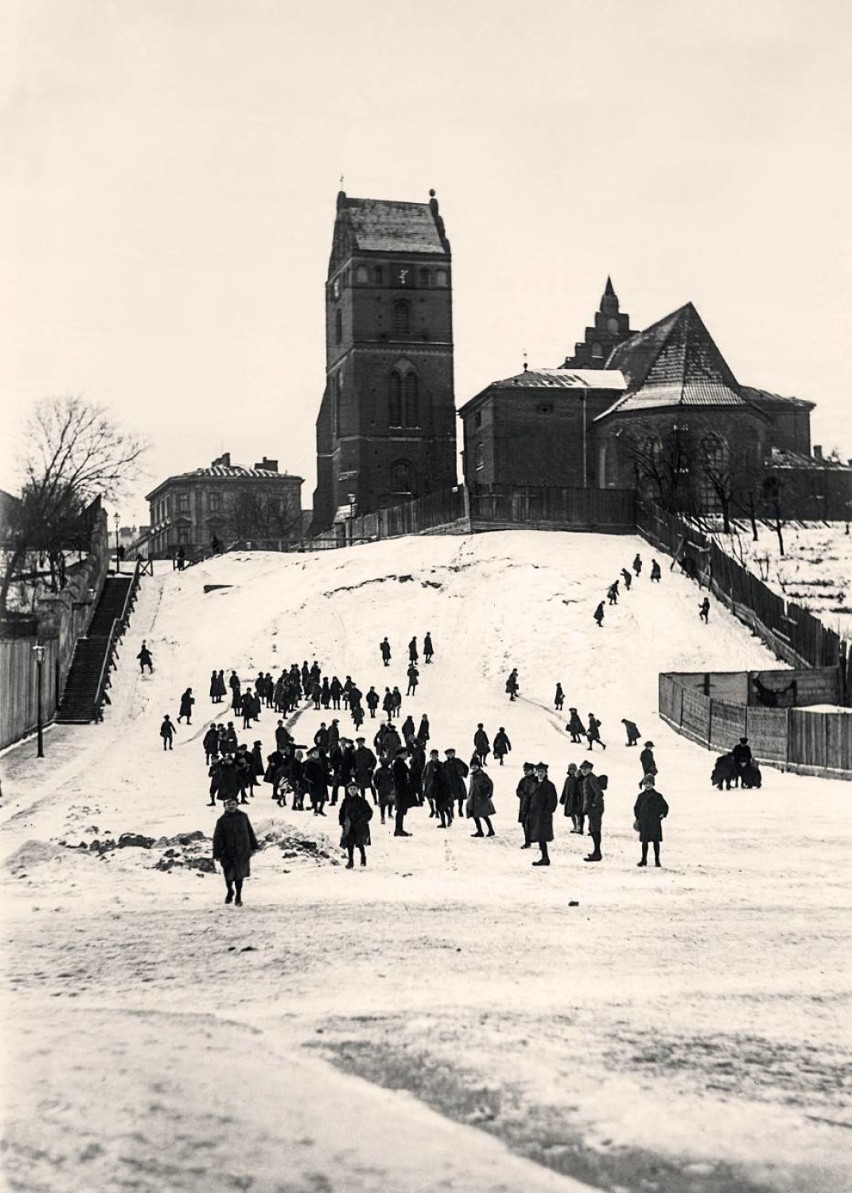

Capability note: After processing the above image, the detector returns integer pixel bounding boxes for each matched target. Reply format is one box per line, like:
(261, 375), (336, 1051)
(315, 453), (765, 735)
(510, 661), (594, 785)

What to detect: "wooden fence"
(659, 671), (852, 778)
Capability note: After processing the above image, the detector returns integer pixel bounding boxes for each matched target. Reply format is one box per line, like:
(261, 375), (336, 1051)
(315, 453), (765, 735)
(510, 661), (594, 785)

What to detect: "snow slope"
(2, 531), (850, 1193)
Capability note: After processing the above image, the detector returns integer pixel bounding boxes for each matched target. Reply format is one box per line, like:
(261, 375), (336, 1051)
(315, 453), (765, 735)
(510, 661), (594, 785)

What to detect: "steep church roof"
(596, 303), (749, 420)
(337, 193), (448, 256)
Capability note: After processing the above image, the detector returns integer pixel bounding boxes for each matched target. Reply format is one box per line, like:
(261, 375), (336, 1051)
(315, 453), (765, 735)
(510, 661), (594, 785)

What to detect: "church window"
(475, 443), (484, 470)
(419, 268), (430, 286)
(591, 343), (604, 359)
(209, 491), (221, 512)
(435, 269), (448, 287)
(607, 317), (619, 334)
(334, 309), (342, 345)
(356, 265), (368, 283)
(391, 459), (416, 493)
(388, 372), (402, 427)
(374, 266), (384, 284)
(404, 373), (419, 427)
(393, 301), (411, 334)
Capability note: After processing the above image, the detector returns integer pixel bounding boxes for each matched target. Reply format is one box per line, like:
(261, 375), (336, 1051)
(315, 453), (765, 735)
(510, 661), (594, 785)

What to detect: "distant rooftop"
(341, 195), (447, 255)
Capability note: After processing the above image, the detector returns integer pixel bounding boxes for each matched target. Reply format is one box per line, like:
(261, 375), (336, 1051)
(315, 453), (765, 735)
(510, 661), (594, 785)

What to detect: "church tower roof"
(562, 278), (632, 369)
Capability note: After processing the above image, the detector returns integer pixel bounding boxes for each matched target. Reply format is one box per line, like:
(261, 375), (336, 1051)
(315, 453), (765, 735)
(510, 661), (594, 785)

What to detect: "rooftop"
(342, 196), (447, 256)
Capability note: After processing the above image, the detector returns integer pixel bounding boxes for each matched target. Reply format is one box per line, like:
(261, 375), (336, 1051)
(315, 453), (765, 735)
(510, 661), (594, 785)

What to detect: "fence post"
(707, 697), (713, 748)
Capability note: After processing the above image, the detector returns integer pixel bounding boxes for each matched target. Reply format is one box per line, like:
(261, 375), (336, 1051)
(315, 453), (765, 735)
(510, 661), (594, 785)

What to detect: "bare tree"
(1, 397), (148, 614)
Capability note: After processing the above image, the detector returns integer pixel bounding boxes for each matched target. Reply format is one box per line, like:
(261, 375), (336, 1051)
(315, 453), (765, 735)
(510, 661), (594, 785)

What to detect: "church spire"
(601, 276), (619, 315)
(561, 278), (632, 370)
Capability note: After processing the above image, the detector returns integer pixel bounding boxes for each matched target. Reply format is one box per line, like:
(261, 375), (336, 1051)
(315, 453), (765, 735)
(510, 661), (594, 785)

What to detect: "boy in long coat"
(493, 727), (511, 765)
(566, 708), (585, 743)
(580, 760), (605, 861)
(516, 762), (536, 847)
(444, 749), (469, 819)
(423, 632), (434, 663)
(560, 763), (583, 833)
(160, 715), (175, 750)
(473, 724), (490, 766)
(392, 752), (413, 837)
(373, 759), (395, 824)
(466, 760), (496, 837)
(527, 762), (558, 866)
(213, 797), (259, 905)
(640, 741), (657, 777)
(339, 782), (373, 868)
(634, 775), (669, 867)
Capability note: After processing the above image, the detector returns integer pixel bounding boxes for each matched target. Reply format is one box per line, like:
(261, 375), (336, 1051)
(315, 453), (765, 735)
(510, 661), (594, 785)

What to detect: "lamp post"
(114, 511), (121, 573)
(33, 643), (45, 758)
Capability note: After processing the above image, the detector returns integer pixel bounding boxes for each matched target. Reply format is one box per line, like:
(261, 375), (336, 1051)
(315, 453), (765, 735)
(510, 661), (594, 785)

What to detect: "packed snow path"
(2, 532), (851, 1193)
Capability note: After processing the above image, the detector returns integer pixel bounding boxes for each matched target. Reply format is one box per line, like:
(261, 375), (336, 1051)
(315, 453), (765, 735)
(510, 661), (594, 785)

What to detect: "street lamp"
(32, 643), (45, 758)
(114, 512), (121, 573)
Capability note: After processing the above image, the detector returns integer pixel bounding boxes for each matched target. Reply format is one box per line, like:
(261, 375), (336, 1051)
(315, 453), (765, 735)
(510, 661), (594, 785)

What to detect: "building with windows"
(312, 190), (457, 530)
(145, 453), (303, 558)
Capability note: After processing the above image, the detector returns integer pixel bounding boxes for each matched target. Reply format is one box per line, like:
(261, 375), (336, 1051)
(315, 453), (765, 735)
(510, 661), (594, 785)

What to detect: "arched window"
(374, 265), (384, 284)
(435, 269), (448, 287)
(334, 309), (342, 345)
(388, 372), (402, 427)
(404, 373), (419, 427)
(393, 301), (411, 334)
(356, 265), (368, 284)
(391, 459), (415, 494)
(591, 343), (604, 360)
(607, 317), (619, 334)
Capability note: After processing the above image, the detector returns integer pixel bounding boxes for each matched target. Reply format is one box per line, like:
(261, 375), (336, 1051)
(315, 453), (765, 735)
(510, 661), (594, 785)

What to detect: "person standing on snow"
(392, 750), (414, 837)
(339, 781), (373, 869)
(516, 761), (536, 848)
(137, 642), (153, 673)
(423, 632), (434, 664)
(554, 683), (564, 711)
(650, 559), (662, 582)
(466, 759), (496, 837)
(607, 581), (619, 605)
(586, 712), (606, 751)
(380, 637), (392, 667)
(444, 748), (469, 820)
(493, 727), (511, 766)
(622, 718), (641, 747)
(579, 760), (605, 862)
(203, 724), (220, 765)
(505, 668), (519, 701)
(177, 687), (195, 724)
(473, 723), (491, 767)
(699, 597), (710, 623)
(160, 714), (176, 750)
(640, 741), (657, 778)
(634, 775), (668, 867)
(560, 762), (584, 834)
(406, 663), (419, 696)
(213, 797), (259, 906)
(633, 554), (642, 577)
(566, 708), (585, 743)
(620, 567), (632, 591)
(408, 637), (418, 664)
(366, 686), (380, 718)
(527, 762), (558, 866)
(593, 602), (605, 628)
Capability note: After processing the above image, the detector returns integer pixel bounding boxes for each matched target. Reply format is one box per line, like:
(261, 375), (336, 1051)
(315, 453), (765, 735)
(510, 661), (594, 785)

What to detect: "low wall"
(659, 670), (852, 779)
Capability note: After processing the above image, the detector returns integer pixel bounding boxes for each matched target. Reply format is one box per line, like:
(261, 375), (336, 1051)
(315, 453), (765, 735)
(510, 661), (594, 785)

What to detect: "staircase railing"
(92, 560), (143, 721)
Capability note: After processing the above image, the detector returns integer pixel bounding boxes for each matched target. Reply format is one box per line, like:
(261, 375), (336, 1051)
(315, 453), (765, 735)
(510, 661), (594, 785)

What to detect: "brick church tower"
(562, 277), (633, 368)
(312, 190), (457, 530)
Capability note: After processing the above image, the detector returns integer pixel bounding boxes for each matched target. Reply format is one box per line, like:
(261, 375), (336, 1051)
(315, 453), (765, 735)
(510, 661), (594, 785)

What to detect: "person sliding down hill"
(137, 642), (153, 673)
(493, 727), (512, 766)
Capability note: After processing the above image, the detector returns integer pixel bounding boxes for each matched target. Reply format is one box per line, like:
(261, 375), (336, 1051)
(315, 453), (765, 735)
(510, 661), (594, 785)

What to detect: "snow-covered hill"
(2, 532), (851, 1193)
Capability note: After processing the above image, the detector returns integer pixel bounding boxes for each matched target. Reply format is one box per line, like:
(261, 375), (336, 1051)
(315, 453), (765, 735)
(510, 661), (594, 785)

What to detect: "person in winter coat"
(275, 720), (292, 751)
(466, 760), (496, 837)
(633, 554), (642, 577)
(314, 723), (330, 754)
(137, 643), (153, 673)
(423, 632), (434, 664)
(699, 596), (710, 623)
(640, 741), (657, 777)
(391, 687), (403, 716)
(366, 687), (380, 718)
(213, 797), (259, 905)
(339, 782), (373, 868)
(634, 775), (669, 867)
(505, 668), (519, 701)
(160, 714), (176, 750)
(380, 638), (392, 666)
(650, 559), (662, 582)
(473, 724), (491, 766)
(212, 755), (241, 805)
(732, 737), (752, 772)
(203, 725), (220, 765)
(392, 751), (413, 837)
(320, 678), (331, 709)
(607, 581), (619, 606)
(222, 721), (238, 754)
(554, 683), (564, 711)
(527, 762), (558, 866)
(587, 713), (606, 751)
(593, 602), (605, 628)
(406, 664), (419, 696)
(560, 763), (583, 832)
(622, 719), (641, 747)
(374, 758), (395, 823)
(516, 762), (536, 848)
(620, 567), (632, 591)
(408, 740), (426, 805)
(250, 741), (264, 779)
(493, 727), (511, 765)
(382, 722), (402, 757)
(382, 688), (395, 718)
(177, 688), (195, 724)
(444, 748), (469, 819)
(303, 748), (329, 816)
(422, 749), (443, 818)
(566, 708), (585, 743)
(408, 637), (418, 663)
(417, 714), (430, 747)
(330, 676), (343, 709)
(579, 760), (605, 861)
(353, 738), (377, 798)
(209, 671), (219, 702)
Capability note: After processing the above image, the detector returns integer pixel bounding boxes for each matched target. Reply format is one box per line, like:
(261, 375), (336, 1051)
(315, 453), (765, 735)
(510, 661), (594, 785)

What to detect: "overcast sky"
(2, 0), (850, 526)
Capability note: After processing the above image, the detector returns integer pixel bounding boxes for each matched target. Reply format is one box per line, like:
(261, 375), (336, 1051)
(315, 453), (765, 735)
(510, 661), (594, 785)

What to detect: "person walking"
(137, 642), (153, 673)
(554, 683), (564, 711)
(406, 663), (419, 696)
(466, 760), (496, 837)
(505, 668), (519, 701)
(473, 723), (491, 767)
(160, 714), (176, 750)
(339, 781), (373, 868)
(607, 581), (619, 606)
(640, 741), (657, 778)
(177, 687), (195, 724)
(593, 602), (605, 628)
(444, 748), (469, 820)
(212, 797), (259, 906)
(423, 632), (434, 664)
(527, 762), (558, 866)
(579, 760), (605, 862)
(633, 553), (642, 577)
(493, 727), (511, 766)
(699, 597), (710, 624)
(622, 718), (641, 747)
(634, 775), (669, 867)
(587, 713), (606, 751)
(566, 708), (585, 744)
(650, 559), (662, 582)
(620, 567), (632, 591)
(516, 762), (536, 848)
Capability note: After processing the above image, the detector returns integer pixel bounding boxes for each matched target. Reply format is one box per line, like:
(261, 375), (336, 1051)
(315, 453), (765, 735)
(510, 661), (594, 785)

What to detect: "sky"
(1, 0), (850, 526)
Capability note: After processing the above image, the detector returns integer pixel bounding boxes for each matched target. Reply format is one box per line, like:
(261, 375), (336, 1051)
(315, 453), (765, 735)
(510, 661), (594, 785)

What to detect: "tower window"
(393, 301), (411, 334)
(374, 266), (384, 284)
(388, 372), (402, 427)
(334, 309), (342, 345)
(475, 443), (484, 470)
(391, 459), (415, 494)
(356, 265), (368, 283)
(404, 373), (419, 427)
(591, 343), (604, 359)
(419, 268), (430, 286)
(607, 317), (619, 333)
(435, 269), (448, 287)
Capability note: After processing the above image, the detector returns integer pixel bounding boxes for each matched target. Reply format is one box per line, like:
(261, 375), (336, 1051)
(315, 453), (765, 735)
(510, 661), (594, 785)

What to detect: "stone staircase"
(56, 575), (133, 723)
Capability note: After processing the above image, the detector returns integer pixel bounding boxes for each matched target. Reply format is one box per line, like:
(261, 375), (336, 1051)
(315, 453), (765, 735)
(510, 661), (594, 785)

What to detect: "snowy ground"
(710, 521), (852, 635)
(2, 531), (851, 1193)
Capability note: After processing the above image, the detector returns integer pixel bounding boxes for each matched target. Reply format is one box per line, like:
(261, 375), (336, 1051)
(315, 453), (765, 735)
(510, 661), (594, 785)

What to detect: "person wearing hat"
(566, 708), (585, 744)
(444, 748), (469, 820)
(159, 714), (176, 750)
(586, 712), (605, 751)
(640, 741), (657, 778)
(593, 601), (605, 628)
(353, 737), (377, 800)
(339, 780), (373, 868)
(423, 632), (434, 664)
(516, 762), (537, 848)
(732, 737), (752, 774)
(493, 727), (511, 766)
(303, 747), (329, 816)
(374, 756), (395, 824)
(634, 775), (669, 867)
(580, 760), (605, 861)
(473, 723), (491, 767)
(560, 763), (584, 834)
(527, 762), (558, 865)
(212, 796), (259, 906)
(466, 759), (496, 837)
(392, 749), (414, 836)
(621, 719), (641, 747)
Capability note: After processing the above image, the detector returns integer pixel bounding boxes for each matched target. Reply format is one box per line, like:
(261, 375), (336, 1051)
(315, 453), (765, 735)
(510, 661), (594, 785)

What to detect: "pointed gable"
(597, 303), (748, 420)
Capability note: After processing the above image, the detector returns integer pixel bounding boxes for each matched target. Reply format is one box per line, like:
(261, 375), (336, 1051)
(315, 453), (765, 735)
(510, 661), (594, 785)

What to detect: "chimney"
(814, 445), (823, 460)
(212, 452), (231, 468)
(253, 457), (279, 472)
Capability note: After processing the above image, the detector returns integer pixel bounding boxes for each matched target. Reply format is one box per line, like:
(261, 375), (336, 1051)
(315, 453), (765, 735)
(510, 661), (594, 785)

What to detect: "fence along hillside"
(636, 504), (848, 682)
